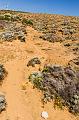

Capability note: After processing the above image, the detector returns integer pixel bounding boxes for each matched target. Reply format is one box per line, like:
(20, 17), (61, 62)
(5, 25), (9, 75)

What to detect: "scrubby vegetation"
(0, 14), (21, 21)
(0, 20), (26, 42)
(29, 65), (79, 114)
(0, 64), (7, 82)
(27, 57), (41, 67)
(0, 10), (79, 118)
(22, 18), (33, 26)
(0, 94), (6, 112)
(0, 10), (79, 43)
(0, 65), (7, 112)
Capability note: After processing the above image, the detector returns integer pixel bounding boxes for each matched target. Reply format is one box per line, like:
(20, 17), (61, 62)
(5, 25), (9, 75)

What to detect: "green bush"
(0, 14), (20, 21)
(29, 72), (43, 90)
(11, 16), (21, 22)
(0, 15), (10, 21)
(0, 15), (5, 20)
(4, 15), (11, 21)
(22, 18), (33, 25)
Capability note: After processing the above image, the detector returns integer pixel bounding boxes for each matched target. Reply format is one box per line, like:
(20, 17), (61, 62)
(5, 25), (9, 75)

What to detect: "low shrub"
(29, 65), (79, 114)
(0, 94), (6, 112)
(0, 64), (7, 83)
(22, 18), (33, 26)
(27, 57), (41, 67)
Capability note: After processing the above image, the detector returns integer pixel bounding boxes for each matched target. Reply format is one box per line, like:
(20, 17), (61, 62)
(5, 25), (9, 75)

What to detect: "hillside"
(0, 10), (79, 120)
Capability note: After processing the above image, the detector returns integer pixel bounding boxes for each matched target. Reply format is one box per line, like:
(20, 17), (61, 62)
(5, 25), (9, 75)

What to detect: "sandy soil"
(0, 26), (78, 120)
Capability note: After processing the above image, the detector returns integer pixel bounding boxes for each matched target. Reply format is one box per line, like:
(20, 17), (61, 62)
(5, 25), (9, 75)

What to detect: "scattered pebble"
(41, 111), (48, 119)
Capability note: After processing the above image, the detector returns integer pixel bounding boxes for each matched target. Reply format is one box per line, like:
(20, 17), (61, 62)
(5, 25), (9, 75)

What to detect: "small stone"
(41, 111), (48, 119)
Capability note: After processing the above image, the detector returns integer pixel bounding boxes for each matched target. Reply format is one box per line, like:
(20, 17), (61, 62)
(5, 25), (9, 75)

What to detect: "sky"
(0, 0), (79, 16)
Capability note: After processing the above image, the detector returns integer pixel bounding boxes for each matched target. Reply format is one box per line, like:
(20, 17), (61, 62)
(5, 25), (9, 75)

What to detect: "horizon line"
(0, 9), (79, 17)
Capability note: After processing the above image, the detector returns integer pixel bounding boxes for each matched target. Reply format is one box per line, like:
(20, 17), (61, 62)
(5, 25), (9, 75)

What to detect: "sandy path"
(0, 26), (78, 120)
(2, 60), (34, 120)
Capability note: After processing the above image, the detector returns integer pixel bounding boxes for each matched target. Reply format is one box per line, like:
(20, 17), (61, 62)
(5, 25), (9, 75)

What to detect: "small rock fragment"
(41, 111), (48, 119)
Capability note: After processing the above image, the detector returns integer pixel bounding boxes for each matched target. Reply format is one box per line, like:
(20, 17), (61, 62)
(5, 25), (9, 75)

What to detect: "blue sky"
(0, 0), (79, 16)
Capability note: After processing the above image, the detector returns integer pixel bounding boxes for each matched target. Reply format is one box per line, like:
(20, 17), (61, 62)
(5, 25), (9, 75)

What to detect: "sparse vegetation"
(0, 64), (7, 82)
(22, 18), (33, 26)
(0, 20), (26, 42)
(0, 15), (5, 20)
(27, 57), (41, 67)
(0, 10), (79, 119)
(0, 94), (6, 112)
(29, 72), (43, 89)
(0, 14), (21, 22)
(29, 65), (79, 114)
